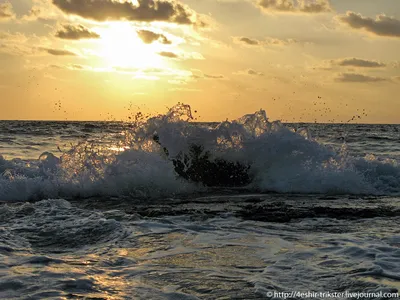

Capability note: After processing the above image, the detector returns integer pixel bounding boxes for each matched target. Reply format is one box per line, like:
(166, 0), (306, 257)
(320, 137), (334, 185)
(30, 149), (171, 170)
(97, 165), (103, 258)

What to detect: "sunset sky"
(0, 0), (399, 122)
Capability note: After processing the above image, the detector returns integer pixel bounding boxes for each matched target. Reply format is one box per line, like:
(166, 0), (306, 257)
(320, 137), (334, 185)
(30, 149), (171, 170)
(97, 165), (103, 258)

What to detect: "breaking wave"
(0, 103), (399, 202)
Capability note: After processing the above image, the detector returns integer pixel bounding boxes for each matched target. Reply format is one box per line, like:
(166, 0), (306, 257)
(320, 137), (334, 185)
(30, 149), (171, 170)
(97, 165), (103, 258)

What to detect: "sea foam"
(0, 104), (399, 202)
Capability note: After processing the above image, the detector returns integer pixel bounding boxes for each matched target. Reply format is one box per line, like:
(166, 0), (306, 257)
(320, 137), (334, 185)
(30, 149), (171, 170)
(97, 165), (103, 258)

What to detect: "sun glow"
(97, 22), (165, 69)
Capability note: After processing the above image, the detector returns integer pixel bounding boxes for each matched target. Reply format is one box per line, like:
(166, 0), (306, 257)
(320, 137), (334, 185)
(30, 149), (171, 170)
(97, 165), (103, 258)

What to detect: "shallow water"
(0, 105), (399, 299)
(1, 195), (399, 299)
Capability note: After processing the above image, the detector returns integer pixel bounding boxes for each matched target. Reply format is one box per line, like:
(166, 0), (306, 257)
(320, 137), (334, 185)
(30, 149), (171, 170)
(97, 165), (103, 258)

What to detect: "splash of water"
(0, 103), (399, 201)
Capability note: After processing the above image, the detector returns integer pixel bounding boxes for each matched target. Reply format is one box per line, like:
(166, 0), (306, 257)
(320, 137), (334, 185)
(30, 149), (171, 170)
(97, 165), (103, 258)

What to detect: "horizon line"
(0, 119), (399, 125)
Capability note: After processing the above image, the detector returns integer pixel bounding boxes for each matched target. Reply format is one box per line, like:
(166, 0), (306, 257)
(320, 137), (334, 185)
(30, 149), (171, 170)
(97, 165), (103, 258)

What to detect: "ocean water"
(0, 104), (399, 299)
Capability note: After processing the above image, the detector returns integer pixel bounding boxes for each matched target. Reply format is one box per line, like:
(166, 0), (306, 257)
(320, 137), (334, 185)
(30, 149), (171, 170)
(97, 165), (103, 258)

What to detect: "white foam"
(0, 104), (399, 201)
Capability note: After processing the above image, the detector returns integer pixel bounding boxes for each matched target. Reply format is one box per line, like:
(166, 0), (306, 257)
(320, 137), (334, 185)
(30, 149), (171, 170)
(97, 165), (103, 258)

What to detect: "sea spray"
(0, 103), (399, 202)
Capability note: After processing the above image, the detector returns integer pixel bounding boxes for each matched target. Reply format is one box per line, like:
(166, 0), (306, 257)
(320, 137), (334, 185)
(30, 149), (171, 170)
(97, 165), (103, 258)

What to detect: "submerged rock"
(153, 135), (252, 187)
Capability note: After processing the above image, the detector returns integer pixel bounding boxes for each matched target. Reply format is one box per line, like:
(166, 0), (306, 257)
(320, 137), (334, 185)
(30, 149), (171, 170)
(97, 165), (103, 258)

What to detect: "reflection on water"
(1, 198), (399, 299)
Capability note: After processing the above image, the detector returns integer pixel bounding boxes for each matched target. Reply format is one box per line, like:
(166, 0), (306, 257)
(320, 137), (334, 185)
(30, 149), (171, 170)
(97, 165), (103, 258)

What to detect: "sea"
(0, 104), (399, 299)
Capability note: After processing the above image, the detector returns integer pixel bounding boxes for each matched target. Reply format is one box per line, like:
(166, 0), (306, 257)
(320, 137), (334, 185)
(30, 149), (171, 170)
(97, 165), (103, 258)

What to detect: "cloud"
(42, 48), (78, 56)
(0, 31), (38, 56)
(247, 69), (264, 76)
(234, 36), (299, 47)
(335, 73), (387, 83)
(257, 0), (332, 14)
(258, 0), (294, 12)
(22, 7), (43, 21)
(192, 72), (225, 80)
(0, 31), (27, 43)
(52, 0), (198, 25)
(237, 37), (260, 46)
(70, 64), (85, 70)
(22, 0), (60, 22)
(264, 37), (298, 46)
(299, 0), (331, 13)
(137, 29), (171, 44)
(335, 58), (385, 68)
(235, 69), (264, 76)
(204, 74), (224, 79)
(0, 2), (15, 21)
(158, 51), (204, 60)
(339, 12), (400, 38)
(56, 24), (100, 40)
(0, 44), (33, 56)
(314, 58), (387, 71)
(48, 63), (92, 70)
(158, 51), (179, 58)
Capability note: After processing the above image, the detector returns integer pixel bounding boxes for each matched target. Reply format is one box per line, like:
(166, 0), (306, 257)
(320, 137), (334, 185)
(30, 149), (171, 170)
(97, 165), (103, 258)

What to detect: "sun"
(97, 22), (165, 69)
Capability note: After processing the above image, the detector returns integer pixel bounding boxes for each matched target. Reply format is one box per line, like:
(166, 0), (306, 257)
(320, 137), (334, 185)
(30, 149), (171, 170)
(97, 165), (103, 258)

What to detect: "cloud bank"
(335, 58), (386, 68)
(52, 0), (197, 25)
(339, 12), (400, 38)
(335, 73), (387, 83)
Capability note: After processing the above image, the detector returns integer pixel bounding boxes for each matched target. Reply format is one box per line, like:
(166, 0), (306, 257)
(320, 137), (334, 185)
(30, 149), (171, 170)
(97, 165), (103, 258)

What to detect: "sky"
(0, 0), (399, 123)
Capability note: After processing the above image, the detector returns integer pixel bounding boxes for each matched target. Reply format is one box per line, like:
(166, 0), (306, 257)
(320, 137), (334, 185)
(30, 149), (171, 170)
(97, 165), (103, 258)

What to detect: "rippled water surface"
(1, 196), (400, 299)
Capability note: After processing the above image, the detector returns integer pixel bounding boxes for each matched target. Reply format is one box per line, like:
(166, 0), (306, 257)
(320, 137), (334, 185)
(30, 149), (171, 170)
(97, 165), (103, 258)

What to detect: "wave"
(0, 104), (399, 202)
(0, 199), (127, 251)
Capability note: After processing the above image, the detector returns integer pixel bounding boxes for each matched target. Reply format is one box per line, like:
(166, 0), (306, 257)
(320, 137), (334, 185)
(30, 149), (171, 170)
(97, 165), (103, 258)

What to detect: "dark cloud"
(137, 29), (171, 44)
(238, 37), (260, 45)
(42, 48), (78, 56)
(258, 0), (331, 14)
(335, 73), (387, 83)
(339, 12), (400, 38)
(336, 58), (385, 68)
(56, 24), (100, 40)
(158, 51), (178, 58)
(0, 2), (15, 20)
(52, 0), (196, 25)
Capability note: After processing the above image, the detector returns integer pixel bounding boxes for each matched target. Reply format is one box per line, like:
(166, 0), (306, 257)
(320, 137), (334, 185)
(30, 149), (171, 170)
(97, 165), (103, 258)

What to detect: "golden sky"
(0, 0), (399, 122)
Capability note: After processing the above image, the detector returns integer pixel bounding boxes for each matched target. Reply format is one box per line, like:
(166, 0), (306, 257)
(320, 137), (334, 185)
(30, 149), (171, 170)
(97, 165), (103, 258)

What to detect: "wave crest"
(0, 104), (399, 201)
